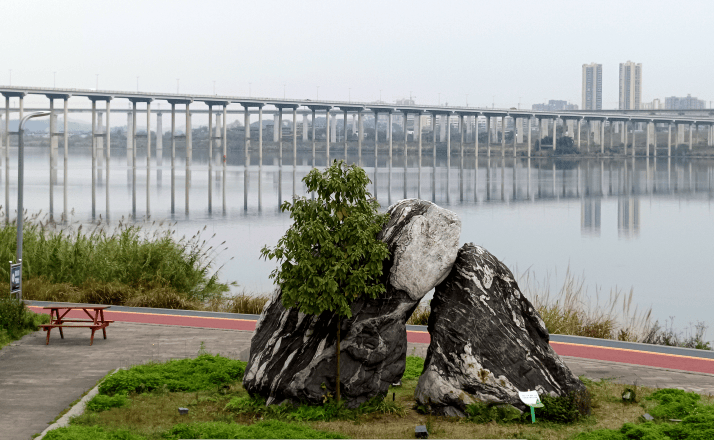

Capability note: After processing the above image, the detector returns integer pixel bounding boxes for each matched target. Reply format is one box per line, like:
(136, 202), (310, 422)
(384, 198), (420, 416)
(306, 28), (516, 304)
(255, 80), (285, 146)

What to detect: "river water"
(5, 140), (714, 327)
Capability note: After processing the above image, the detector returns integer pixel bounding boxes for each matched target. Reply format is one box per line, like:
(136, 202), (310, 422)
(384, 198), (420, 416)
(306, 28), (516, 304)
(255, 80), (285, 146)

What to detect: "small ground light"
(415, 425), (428, 439)
(178, 407), (189, 415)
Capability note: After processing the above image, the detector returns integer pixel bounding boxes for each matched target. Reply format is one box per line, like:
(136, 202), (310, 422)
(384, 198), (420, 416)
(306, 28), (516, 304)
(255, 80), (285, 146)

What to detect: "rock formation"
(243, 199), (461, 408)
(414, 243), (585, 416)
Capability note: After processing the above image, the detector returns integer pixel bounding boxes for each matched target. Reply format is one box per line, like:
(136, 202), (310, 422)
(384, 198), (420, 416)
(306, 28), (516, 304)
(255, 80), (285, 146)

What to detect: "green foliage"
(224, 394), (406, 421)
(538, 390), (591, 424)
(0, 215), (229, 303)
(98, 355), (246, 396)
(85, 394), (130, 412)
(646, 388), (700, 420)
(261, 160), (389, 318)
(161, 420), (346, 439)
(464, 402), (523, 424)
(402, 356), (424, 381)
(574, 388), (714, 440)
(43, 425), (145, 440)
(0, 294), (50, 349)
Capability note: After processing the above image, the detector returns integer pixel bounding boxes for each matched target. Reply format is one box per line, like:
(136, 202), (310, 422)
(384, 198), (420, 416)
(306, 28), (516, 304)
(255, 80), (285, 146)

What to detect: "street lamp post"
(15, 112), (50, 300)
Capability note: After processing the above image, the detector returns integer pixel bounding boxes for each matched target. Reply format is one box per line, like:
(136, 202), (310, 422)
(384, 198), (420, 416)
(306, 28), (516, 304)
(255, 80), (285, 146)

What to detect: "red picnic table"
(39, 304), (113, 346)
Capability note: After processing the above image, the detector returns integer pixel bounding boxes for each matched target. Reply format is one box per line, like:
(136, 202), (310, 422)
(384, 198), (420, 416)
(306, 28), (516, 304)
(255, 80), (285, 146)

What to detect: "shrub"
(162, 420), (346, 439)
(0, 294), (50, 348)
(538, 390), (591, 424)
(98, 355), (246, 396)
(465, 402), (522, 424)
(85, 394), (130, 412)
(646, 388), (700, 420)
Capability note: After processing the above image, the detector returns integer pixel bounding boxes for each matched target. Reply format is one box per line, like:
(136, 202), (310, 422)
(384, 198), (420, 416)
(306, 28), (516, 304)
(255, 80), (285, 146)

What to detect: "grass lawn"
(40, 353), (714, 439)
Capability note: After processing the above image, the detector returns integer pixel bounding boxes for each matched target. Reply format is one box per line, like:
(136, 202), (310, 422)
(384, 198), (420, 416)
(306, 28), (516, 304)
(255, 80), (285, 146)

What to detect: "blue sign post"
(10, 261), (22, 299)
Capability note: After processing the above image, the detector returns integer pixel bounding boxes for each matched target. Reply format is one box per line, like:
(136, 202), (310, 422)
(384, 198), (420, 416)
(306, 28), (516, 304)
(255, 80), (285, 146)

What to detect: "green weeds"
(99, 354), (246, 396)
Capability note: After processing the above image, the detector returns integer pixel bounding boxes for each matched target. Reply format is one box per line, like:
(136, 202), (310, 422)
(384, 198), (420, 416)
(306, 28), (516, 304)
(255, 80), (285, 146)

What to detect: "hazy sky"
(4, 0), (713, 109)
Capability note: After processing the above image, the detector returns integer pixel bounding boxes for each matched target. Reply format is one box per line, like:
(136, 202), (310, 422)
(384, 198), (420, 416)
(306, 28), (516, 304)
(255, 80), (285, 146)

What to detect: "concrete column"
(185, 104), (192, 166)
(222, 105), (227, 165)
(91, 100), (97, 217)
(512, 117), (517, 157)
(208, 105), (214, 165)
(243, 108), (251, 158)
(417, 113), (422, 163)
(374, 111), (379, 160)
(312, 109), (316, 165)
(527, 118), (531, 157)
(126, 110), (133, 165)
(624, 121), (628, 155)
(689, 124), (693, 150)
(258, 106), (263, 165)
(446, 114), (451, 161)
(475, 115), (479, 157)
(344, 110), (348, 157)
(330, 111), (337, 143)
(600, 120), (605, 154)
(326, 109), (331, 163)
(358, 111), (363, 161)
(646, 122), (651, 157)
(577, 119), (582, 150)
(273, 113), (279, 142)
(459, 114), (464, 159)
(431, 113), (436, 160)
(105, 100), (111, 168)
(145, 102), (151, 215)
(63, 98), (69, 219)
(154, 111), (162, 168)
(610, 120), (614, 150)
(388, 112), (393, 159)
(653, 122), (658, 154)
(466, 115), (473, 142)
(632, 123), (637, 157)
(552, 118), (557, 150)
(302, 114), (308, 141)
(404, 112), (409, 155)
(440, 114), (446, 142)
(485, 116), (491, 157)
(292, 108), (297, 167)
(501, 116), (506, 157)
(668, 123), (672, 157)
(586, 120), (591, 152)
(516, 117), (523, 144)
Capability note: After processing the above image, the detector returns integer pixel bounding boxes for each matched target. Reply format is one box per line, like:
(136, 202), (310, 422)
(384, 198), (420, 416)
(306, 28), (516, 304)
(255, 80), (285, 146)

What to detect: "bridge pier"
(501, 116), (506, 157)
(668, 123), (672, 157)
(345, 110), (349, 157)
(600, 120), (605, 154)
(552, 117), (557, 151)
(388, 112), (393, 160)
(292, 108), (297, 168)
(527, 117), (531, 157)
(358, 111), (363, 163)
(312, 108), (316, 166)
(326, 109), (331, 163)
(512, 117), (516, 157)
(485, 116), (491, 157)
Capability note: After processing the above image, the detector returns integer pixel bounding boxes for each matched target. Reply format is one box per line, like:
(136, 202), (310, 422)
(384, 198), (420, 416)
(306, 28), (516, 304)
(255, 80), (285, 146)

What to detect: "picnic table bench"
(39, 304), (113, 346)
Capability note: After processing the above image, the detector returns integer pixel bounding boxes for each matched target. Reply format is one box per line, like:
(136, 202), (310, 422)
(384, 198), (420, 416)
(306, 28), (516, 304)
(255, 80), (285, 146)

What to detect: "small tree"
(260, 160), (390, 402)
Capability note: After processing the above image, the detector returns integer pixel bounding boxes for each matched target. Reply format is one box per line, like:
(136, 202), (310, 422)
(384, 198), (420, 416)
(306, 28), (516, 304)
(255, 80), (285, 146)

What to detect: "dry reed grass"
(405, 267), (655, 342)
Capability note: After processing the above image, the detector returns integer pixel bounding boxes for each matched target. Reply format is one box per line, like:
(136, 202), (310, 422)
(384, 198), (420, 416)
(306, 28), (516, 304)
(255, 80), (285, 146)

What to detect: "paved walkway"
(2, 304), (714, 440)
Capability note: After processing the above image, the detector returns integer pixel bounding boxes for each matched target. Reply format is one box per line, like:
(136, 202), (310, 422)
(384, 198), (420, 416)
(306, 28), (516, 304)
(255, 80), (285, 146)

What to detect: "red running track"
(29, 307), (714, 375)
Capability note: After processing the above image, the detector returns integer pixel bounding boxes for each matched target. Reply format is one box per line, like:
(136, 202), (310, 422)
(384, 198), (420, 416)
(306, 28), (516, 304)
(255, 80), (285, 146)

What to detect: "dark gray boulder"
(414, 243), (585, 416)
(243, 199), (461, 408)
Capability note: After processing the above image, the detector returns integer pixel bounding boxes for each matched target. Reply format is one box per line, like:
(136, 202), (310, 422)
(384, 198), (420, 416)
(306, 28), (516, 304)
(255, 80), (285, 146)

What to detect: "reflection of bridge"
(2, 86), (714, 169)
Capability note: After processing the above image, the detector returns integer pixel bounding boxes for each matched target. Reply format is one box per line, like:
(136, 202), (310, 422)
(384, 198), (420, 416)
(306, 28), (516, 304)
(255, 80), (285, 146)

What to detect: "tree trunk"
(336, 315), (341, 402)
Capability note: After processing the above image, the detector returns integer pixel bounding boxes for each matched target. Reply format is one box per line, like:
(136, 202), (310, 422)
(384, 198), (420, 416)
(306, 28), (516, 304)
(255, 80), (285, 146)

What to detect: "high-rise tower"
(619, 61), (642, 110)
(582, 63), (602, 110)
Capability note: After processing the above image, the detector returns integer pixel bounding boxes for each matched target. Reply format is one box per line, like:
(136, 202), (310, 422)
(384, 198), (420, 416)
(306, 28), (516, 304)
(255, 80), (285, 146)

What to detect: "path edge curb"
(36, 368), (121, 440)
